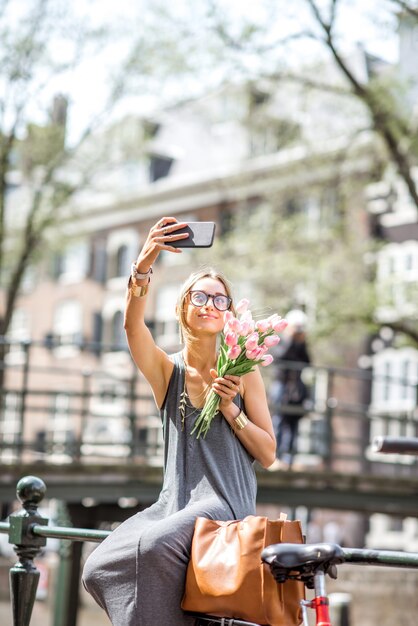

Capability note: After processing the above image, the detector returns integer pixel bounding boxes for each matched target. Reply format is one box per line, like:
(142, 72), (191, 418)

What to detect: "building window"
(116, 245), (130, 278)
(58, 240), (90, 284)
(369, 348), (418, 461)
(92, 239), (107, 284)
(372, 348), (418, 411)
(111, 310), (126, 349)
(155, 284), (181, 348)
(5, 309), (30, 364)
(149, 155), (173, 182)
(376, 241), (418, 318)
(1, 392), (21, 446)
(53, 300), (83, 354)
(285, 197), (301, 217)
(49, 393), (72, 448)
(106, 229), (139, 285)
(383, 361), (392, 402)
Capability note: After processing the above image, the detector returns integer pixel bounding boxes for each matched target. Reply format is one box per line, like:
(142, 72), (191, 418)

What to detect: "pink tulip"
(260, 354), (274, 367)
(239, 320), (252, 337)
(227, 345), (242, 360)
(245, 333), (259, 351)
(236, 298), (250, 315)
(273, 319), (288, 333)
(227, 317), (242, 333)
(224, 311), (234, 323)
(241, 311), (255, 333)
(248, 346), (265, 360)
(241, 310), (253, 322)
(263, 335), (280, 347)
(225, 331), (238, 347)
(256, 319), (270, 333)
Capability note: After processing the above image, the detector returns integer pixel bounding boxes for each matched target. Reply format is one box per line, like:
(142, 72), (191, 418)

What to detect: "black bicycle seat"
(261, 543), (344, 587)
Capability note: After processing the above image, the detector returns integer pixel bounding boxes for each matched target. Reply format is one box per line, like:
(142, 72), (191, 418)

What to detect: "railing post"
(52, 501), (75, 626)
(324, 370), (335, 471)
(8, 476), (49, 626)
(18, 340), (32, 461)
(77, 368), (92, 460)
(128, 370), (137, 458)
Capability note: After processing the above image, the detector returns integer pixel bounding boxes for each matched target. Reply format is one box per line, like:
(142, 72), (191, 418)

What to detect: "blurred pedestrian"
(271, 310), (311, 469)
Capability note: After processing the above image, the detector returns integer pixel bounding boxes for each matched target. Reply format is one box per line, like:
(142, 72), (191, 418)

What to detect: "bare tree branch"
(329, 0), (340, 32)
(305, 0), (333, 38)
(212, 21), (316, 54)
(383, 320), (418, 345)
(390, 0), (418, 19)
(260, 69), (352, 96)
(305, 0), (418, 211)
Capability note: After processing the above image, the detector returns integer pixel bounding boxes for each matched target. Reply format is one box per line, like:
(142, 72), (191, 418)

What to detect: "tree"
(0, 0), (154, 346)
(205, 167), (384, 365)
(149, 0), (418, 349)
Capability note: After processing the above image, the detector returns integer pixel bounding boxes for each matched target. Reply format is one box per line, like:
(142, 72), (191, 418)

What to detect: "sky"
(2, 0), (401, 144)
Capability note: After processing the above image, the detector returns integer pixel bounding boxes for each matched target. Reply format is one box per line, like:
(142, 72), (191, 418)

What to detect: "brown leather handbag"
(181, 515), (305, 626)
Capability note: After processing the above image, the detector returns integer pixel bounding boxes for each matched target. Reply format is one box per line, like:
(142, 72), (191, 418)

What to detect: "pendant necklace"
(180, 356), (212, 429)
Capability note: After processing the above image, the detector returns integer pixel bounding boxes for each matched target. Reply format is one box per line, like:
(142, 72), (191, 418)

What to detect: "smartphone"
(171, 222), (216, 248)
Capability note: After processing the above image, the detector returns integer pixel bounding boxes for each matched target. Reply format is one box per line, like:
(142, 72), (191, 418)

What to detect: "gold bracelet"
(128, 276), (149, 298)
(233, 411), (249, 431)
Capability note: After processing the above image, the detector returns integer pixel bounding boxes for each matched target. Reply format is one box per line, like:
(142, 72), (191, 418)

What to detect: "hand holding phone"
(171, 222), (216, 248)
(134, 219), (216, 272)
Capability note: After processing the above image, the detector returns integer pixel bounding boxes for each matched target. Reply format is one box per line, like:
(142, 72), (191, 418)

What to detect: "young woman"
(82, 217), (276, 626)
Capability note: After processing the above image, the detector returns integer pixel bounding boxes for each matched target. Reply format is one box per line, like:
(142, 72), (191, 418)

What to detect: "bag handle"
(262, 519), (285, 626)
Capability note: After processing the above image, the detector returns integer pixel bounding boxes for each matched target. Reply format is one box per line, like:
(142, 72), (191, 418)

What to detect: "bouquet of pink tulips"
(191, 299), (288, 439)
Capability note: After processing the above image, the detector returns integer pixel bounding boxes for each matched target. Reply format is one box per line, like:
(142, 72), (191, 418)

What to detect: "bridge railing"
(1, 467), (418, 626)
(0, 338), (417, 476)
(0, 475), (109, 626)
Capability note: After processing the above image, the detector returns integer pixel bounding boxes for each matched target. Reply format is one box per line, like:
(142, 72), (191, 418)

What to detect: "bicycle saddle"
(261, 543), (344, 587)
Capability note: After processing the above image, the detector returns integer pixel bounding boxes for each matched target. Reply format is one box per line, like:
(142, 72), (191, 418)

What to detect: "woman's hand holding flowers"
(191, 298), (288, 438)
(209, 372), (241, 419)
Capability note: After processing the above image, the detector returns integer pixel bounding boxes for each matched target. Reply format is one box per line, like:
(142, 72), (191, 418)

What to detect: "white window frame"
(59, 240), (90, 285)
(371, 347), (418, 412)
(155, 283), (182, 349)
(5, 309), (30, 365)
(53, 299), (83, 357)
(106, 229), (140, 287)
(376, 241), (418, 319)
(49, 393), (72, 445)
(367, 347), (418, 464)
(1, 392), (21, 444)
(0, 392), (21, 462)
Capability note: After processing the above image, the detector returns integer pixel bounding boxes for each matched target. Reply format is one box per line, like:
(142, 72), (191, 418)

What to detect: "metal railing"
(1, 464), (418, 626)
(1, 338), (417, 476)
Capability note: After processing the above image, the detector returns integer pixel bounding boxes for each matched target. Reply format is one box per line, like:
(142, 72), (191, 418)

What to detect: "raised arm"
(124, 217), (189, 407)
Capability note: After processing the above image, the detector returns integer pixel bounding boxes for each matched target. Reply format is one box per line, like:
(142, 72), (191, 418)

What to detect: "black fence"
(0, 338), (417, 477)
(1, 473), (418, 626)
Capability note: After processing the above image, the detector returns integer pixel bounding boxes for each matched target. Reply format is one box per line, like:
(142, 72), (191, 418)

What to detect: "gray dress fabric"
(82, 351), (257, 626)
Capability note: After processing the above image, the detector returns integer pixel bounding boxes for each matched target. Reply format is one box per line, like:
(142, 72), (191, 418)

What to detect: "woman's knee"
(82, 550), (97, 593)
(139, 522), (190, 568)
(82, 544), (110, 597)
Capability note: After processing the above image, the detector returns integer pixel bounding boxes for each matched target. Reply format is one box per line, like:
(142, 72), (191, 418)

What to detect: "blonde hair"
(177, 267), (234, 348)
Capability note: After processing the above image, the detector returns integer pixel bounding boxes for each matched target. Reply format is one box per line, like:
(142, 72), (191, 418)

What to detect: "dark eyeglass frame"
(188, 290), (232, 312)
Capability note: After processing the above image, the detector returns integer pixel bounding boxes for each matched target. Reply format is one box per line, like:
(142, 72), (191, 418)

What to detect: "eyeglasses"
(189, 290), (232, 312)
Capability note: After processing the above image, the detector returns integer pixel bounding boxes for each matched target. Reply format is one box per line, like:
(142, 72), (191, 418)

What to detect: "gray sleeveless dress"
(82, 351), (257, 626)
